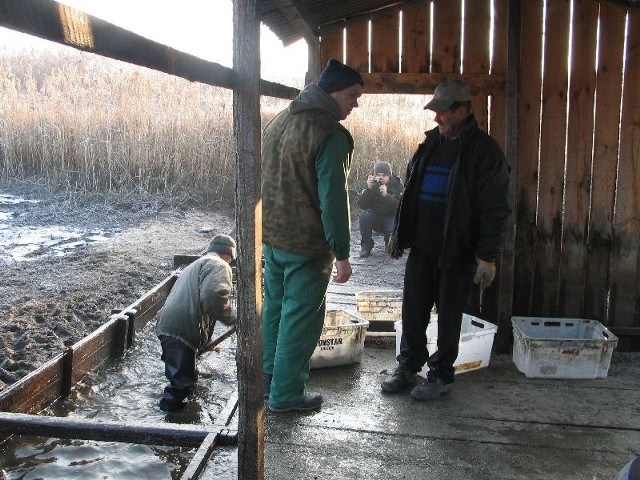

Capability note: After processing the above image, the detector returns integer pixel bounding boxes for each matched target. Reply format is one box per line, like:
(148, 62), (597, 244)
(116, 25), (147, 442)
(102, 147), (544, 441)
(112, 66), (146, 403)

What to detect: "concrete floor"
(261, 343), (640, 480)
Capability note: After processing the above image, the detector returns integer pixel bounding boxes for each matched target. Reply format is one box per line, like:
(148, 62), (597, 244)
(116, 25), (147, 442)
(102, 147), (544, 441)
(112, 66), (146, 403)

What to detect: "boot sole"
(380, 376), (417, 393)
(410, 384), (451, 401)
(381, 382), (414, 393)
(268, 402), (322, 413)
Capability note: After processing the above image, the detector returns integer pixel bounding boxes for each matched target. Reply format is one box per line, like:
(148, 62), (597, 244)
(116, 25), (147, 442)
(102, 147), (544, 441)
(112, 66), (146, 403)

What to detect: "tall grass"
(0, 48), (433, 208)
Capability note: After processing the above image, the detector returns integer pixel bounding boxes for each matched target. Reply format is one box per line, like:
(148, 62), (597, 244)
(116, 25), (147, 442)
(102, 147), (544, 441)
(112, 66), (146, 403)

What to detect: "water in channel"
(0, 322), (239, 479)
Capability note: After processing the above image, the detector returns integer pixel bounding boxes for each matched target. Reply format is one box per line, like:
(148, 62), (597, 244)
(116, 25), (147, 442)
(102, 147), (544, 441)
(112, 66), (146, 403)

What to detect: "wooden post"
(233, 0), (265, 478)
(125, 309), (136, 347)
(306, 40), (321, 85)
(495, 0), (520, 351)
(60, 347), (74, 398)
(495, 0), (521, 352)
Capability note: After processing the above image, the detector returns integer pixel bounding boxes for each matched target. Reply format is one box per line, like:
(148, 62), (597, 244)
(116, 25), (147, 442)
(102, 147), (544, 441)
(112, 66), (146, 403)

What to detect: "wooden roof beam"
(362, 72), (506, 95)
(270, 0), (319, 46)
(0, 0), (299, 99)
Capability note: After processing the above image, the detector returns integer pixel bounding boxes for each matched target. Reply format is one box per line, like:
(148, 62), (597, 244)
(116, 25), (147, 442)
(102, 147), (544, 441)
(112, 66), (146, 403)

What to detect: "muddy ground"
(0, 180), (405, 391)
(0, 180), (235, 390)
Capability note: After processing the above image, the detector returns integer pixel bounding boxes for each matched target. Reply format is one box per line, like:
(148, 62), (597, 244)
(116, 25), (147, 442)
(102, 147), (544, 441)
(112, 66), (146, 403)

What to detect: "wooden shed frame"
(2, 0), (640, 477)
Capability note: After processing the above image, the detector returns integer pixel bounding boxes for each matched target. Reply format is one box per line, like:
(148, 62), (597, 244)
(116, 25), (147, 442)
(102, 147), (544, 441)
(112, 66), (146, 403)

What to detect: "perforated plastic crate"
(310, 310), (369, 369)
(395, 314), (497, 375)
(511, 316), (618, 379)
(356, 289), (402, 320)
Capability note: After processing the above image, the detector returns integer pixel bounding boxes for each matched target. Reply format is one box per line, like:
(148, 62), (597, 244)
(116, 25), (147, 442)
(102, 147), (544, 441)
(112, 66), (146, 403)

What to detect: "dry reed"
(0, 48), (433, 208)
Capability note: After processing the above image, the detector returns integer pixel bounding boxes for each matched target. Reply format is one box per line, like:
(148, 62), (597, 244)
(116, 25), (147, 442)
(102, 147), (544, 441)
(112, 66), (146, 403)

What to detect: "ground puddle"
(0, 192), (113, 264)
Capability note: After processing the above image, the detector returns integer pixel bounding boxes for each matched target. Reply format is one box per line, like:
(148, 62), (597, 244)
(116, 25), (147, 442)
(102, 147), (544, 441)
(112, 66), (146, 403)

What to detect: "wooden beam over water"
(0, 411), (233, 448)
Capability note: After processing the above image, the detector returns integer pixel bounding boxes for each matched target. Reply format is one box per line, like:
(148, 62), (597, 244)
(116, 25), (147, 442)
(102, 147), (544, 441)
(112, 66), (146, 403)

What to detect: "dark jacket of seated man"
(357, 162), (403, 256)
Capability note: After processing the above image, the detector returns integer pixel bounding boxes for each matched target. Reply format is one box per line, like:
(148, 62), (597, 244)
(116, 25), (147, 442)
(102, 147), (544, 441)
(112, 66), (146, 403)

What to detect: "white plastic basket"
(511, 316), (618, 379)
(310, 310), (370, 369)
(394, 314), (497, 375)
(355, 290), (402, 321)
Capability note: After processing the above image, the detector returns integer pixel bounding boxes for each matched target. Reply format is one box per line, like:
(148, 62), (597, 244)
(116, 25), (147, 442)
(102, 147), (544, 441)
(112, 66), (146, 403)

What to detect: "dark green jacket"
(262, 83), (354, 260)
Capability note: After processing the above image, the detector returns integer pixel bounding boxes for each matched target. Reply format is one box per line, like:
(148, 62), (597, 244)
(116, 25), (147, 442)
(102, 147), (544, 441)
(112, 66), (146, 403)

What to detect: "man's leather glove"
(473, 257), (496, 289)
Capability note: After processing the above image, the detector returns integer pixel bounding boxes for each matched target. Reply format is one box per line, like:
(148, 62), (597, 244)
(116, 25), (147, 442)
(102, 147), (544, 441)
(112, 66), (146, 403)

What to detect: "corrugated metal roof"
(261, 0), (405, 46)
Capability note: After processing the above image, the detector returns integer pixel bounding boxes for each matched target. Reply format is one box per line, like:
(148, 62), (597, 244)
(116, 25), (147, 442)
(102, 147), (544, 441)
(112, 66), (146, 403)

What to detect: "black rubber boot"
(268, 392), (323, 413)
(381, 362), (417, 393)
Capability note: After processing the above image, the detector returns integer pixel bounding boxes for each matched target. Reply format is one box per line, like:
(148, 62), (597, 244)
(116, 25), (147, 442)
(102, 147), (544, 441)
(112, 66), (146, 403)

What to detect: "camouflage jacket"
(262, 83), (354, 259)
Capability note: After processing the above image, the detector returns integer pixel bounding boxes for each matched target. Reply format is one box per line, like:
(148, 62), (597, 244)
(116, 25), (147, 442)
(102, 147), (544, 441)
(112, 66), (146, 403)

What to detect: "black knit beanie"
(318, 59), (364, 93)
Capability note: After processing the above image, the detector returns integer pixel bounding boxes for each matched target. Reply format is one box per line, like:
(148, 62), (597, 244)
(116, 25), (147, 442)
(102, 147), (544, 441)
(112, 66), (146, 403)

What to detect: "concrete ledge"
(365, 331), (395, 349)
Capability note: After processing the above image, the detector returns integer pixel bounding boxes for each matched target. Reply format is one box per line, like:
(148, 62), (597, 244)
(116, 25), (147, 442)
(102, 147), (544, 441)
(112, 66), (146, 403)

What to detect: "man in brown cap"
(261, 59), (363, 412)
(156, 234), (237, 412)
(382, 78), (511, 401)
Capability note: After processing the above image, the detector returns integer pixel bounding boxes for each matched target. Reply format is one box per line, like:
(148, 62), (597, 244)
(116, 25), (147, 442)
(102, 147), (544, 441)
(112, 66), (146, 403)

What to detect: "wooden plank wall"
(401, 3), (430, 73)
(515, 0), (640, 348)
(560, 0), (599, 324)
(612, 11), (640, 345)
(535, 0), (570, 317)
(513, 0), (543, 326)
(587, 3), (625, 322)
(318, 0), (640, 349)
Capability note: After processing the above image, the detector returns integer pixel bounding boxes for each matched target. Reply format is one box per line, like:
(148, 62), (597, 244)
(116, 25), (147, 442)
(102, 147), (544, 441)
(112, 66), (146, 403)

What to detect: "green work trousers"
(262, 245), (333, 408)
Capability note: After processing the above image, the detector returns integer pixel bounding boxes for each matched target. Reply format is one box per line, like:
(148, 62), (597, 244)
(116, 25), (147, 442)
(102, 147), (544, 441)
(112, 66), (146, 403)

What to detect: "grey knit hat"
(374, 162), (392, 176)
(207, 234), (236, 259)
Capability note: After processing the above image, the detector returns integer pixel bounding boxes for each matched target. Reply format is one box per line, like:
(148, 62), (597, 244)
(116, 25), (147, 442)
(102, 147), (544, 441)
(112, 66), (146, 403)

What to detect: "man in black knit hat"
(261, 59), (363, 413)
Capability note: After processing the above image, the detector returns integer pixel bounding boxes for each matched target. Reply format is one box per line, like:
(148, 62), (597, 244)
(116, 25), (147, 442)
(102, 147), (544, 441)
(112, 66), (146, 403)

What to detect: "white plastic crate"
(310, 310), (369, 369)
(394, 314), (497, 375)
(511, 316), (618, 379)
(355, 290), (402, 321)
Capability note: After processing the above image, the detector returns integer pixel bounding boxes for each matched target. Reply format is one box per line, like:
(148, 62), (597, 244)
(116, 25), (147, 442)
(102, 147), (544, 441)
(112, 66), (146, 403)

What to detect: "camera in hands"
(373, 176), (384, 186)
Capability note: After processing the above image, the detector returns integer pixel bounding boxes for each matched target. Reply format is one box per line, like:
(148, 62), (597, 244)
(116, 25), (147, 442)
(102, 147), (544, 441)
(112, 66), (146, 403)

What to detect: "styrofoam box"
(355, 290), (402, 321)
(394, 314), (498, 375)
(310, 310), (370, 369)
(511, 316), (618, 379)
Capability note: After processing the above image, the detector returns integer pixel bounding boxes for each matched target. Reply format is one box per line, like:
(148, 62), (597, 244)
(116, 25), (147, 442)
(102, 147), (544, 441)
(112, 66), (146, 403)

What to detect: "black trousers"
(399, 248), (472, 384)
(159, 335), (197, 402)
